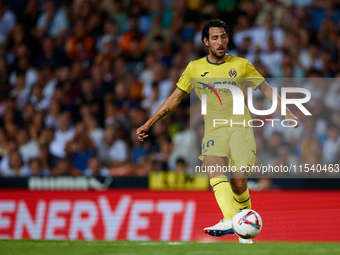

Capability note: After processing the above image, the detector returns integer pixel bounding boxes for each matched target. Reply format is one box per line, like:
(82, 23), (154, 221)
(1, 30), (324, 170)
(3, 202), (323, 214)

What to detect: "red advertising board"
(0, 189), (339, 242)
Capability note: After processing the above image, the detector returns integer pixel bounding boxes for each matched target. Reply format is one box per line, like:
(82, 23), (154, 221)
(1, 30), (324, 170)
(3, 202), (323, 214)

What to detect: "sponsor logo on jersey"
(229, 69), (237, 77)
(201, 72), (209, 77)
(196, 82), (223, 106)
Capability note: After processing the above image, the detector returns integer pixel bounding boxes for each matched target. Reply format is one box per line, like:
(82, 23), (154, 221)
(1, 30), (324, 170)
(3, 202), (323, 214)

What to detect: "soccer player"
(137, 19), (299, 243)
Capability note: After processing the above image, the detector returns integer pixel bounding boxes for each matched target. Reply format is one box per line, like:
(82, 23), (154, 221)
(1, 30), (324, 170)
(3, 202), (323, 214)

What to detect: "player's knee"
(230, 178), (247, 194)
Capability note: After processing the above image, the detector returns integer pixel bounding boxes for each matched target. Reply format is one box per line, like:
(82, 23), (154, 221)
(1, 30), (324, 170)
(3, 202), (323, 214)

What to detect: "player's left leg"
(230, 170), (251, 212)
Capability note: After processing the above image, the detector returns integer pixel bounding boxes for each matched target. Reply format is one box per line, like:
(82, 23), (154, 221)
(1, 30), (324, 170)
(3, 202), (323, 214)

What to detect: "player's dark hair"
(201, 19), (229, 42)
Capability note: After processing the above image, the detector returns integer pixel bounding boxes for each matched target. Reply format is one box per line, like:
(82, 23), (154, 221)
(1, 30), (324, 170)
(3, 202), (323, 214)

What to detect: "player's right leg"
(203, 155), (235, 237)
(228, 127), (255, 213)
(230, 170), (253, 244)
(228, 127), (257, 244)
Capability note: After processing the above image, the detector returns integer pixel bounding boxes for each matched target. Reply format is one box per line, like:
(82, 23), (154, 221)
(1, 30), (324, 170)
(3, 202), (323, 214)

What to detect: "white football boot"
(204, 219), (234, 237)
(238, 237), (253, 244)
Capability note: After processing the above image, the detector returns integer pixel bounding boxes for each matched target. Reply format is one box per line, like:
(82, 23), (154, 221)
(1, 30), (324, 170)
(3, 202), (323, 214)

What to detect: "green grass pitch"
(1, 240), (340, 255)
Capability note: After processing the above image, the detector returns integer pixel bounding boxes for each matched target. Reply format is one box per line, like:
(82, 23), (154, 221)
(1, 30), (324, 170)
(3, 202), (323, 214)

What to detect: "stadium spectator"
(109, 0), (128, 34)
(29, 111), (44, 141)
(95, 34), (116, 63)
(91, 64), (113, 96)
(233, 14), (254, 49)
(324, 74), (340, 111)
(83, 157), (110, 176)
(0, 128), (7, 158)
(52, 158), (81, 176)
(79, 78), (101, 116)
(44, 100), (61, 128)
(66, 19), (95, 61)
(259, 37), (283, 77)
(38, 127), (54, 145)
(39, 142), (57, 171)
(96, 19), (117, 52)
(257, 178), (273, 190)
(36, 0), (68, 45)
(0, 0), (16, 43)
(252, 12), (284, 51)
(34, 36), (68, 69)
(49, 111), (74, 158)
(323, 125), (340, 164)
(299, 44), (323, 72)
(29, 157), (49, 176)
(30, 85), (48, 110)
(9, 55), (38, 92)
(0, 150), (30, 177)
(175, 157), (186, 173)
(99, 126), (127, 165)
(20, 0), (39, 33)
(10, 71), (29, 110)
(17, 128), (40, 159)
(119, 16), (146, 57)
(84, 116), (103, 151)
(65, 122), (95, 171)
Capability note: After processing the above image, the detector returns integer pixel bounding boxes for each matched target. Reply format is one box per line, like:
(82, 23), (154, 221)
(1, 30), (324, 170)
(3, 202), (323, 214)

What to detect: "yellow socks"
(210, 176), (251, 219)
(233, 188), (251, 212)
(210, 175), (235, 220)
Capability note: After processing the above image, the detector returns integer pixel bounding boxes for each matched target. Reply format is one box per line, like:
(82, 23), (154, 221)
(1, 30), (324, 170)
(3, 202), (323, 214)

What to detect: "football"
(232, 209), (263, 239)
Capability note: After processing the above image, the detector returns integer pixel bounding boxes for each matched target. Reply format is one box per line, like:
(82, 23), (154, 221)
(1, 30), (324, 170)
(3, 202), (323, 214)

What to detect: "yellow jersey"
(176, 55), (265, 135)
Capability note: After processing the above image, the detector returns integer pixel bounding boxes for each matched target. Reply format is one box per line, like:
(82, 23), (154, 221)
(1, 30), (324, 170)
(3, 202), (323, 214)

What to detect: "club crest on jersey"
(229, 69), (237, 77)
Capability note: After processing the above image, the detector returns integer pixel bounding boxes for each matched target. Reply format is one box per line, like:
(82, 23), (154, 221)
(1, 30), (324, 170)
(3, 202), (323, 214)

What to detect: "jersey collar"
(206, 54), (230, 66)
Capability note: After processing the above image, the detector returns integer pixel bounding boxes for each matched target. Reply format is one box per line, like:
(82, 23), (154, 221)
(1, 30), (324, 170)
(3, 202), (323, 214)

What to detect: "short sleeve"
(176, 62), (192, 94)
(244, 60), (265, 90)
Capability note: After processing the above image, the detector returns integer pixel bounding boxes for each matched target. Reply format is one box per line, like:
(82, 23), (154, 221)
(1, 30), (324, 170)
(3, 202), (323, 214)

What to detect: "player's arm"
(136, 88), (187, 141)
(259, 82), (300, 128)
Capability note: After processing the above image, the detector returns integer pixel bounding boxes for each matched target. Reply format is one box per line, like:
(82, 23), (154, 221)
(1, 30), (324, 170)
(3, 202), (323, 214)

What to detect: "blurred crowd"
(0, 0), (339, 178)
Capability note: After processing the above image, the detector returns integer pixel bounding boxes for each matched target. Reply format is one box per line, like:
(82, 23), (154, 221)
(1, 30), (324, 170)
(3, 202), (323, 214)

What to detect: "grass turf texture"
(1, 240), (340, 255)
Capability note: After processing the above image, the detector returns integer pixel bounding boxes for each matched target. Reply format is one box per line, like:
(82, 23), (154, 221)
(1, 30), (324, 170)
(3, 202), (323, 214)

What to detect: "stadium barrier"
(1, 176), (340, 189)
(0, 189), (339, 242)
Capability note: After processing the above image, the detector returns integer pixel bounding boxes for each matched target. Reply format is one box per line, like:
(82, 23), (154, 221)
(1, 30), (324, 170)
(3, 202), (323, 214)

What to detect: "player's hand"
(136, 124), (150, 142)
(285, 111), (300, 128)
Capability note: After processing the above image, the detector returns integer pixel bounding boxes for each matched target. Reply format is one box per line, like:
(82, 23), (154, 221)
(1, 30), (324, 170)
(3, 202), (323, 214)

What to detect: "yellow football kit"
(176, 55), (265, 171)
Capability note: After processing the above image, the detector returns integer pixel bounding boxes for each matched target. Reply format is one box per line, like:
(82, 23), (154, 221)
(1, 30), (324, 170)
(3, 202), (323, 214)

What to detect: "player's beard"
(210, 46), (226, 60)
